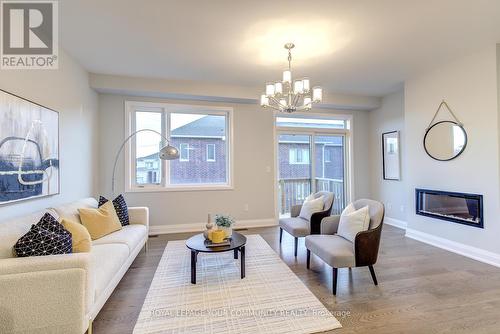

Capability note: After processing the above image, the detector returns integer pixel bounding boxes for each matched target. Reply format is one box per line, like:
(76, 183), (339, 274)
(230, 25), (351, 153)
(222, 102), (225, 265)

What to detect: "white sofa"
(0, 197), (149, 334)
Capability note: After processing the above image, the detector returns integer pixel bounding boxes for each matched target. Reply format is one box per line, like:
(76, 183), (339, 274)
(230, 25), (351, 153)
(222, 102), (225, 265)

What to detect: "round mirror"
(423, 121), (467, 161)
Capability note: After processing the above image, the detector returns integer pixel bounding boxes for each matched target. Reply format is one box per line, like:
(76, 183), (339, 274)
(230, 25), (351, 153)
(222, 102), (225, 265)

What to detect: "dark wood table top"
(186, 231), (247, 253)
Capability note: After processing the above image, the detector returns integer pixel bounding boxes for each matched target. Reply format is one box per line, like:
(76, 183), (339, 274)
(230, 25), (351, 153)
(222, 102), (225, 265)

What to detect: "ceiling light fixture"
(260, 43), (322, 113)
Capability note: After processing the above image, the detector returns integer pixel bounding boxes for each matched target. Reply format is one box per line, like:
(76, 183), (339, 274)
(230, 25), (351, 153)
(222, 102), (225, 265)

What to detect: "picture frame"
(382, 130), (400, 180)
(0, 89), (60, 205)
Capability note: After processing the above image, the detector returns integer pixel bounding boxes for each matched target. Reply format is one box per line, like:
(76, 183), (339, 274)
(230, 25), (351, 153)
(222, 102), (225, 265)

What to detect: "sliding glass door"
(277, 132), (347, 216)
(278, 134), (312, 216)
(314, 135), (345, 215)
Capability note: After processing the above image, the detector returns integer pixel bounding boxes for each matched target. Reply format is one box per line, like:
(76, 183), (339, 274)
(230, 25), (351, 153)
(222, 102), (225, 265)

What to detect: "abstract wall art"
(0, 89), (59, 204)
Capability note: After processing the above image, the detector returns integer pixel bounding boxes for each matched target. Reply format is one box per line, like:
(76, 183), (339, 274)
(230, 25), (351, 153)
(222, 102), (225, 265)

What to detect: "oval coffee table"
(186, 232), (247, 284)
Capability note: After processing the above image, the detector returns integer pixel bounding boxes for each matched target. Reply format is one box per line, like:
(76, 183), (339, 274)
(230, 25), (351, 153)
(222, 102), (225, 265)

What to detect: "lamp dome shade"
(159, 144), (180, 160)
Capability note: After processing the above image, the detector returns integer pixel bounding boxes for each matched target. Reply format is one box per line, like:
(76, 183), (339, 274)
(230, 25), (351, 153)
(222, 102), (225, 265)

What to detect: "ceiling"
(60, 0), (500, 97)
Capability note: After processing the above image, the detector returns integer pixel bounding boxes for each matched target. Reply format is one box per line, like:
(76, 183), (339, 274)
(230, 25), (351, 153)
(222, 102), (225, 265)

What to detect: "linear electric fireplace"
(415, 189), (483, 228)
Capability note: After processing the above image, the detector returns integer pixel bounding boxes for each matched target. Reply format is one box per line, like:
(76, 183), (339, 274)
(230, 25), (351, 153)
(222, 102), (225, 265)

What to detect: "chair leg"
(294, 237), (298, 257)
(368, 265), (378, 286)
(332, 267), (338, 295)
(87, 319), (93, 334)
(306, 249), (311, 269)
(279, 228), (283, 244)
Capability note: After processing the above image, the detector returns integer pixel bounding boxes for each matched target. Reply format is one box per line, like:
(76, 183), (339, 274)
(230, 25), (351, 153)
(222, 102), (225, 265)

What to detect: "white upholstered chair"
(305, 199), (384, 295)
(279, 191), (334, 257)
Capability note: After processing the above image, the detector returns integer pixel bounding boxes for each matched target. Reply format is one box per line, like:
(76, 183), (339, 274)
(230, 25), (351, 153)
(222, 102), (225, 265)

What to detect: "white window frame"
(124, 101), (233, 192)
(289, 147), (310, 165)
(206, 143), (216, 162)
(179, 143), (190, 161)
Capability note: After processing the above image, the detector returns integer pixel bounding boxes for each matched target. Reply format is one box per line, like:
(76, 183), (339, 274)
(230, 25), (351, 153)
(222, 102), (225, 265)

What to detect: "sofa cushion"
(91, 243), (129, 299)
(62, 219), (92, 253)
(99, 194), (130, 226)
(53, 198), (98, 225)
(305, 234), (355, 268)
(0, 209), (58, 259)
(92, 224), (147, 252)
(13, 223), (72, 257)
(279, 217), (310, 237)
(79, 201), (122, 240)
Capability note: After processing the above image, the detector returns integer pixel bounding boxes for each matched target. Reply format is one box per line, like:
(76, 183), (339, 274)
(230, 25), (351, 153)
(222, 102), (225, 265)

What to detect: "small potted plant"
(215, 214), (235, 238)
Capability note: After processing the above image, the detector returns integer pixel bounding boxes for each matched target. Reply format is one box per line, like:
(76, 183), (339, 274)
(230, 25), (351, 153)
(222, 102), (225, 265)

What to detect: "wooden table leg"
(234, 248), (238, 259)
(191, 250), (197, 284)
(240, 246), (245, 279)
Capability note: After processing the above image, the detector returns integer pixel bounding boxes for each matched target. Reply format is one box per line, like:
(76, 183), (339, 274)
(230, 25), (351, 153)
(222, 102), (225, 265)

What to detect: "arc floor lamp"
(111, 129), (179, 194)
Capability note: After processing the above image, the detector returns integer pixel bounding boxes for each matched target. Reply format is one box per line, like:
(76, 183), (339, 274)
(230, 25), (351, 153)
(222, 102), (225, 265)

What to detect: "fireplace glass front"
(415, 189), (483, 228)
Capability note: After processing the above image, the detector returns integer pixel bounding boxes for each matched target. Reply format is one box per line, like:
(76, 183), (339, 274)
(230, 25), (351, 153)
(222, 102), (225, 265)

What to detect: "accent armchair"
(305, 199), (384, 295)
(279, 191), (334, 257)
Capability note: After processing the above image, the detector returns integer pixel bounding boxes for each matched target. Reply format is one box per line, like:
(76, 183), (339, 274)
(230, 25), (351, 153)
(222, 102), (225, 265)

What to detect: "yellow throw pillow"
(61, 219), (92, 253)
(78, 201), (122, 240)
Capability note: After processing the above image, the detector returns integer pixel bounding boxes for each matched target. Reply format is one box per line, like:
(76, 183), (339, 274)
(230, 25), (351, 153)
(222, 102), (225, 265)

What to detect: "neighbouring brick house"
(136, 116), (227, 184)
(278, 135), (344, 180)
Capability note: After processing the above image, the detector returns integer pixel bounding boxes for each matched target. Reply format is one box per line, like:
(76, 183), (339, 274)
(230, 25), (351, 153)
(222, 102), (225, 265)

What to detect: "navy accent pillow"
(14, 214), (73, 257)
(37, 212), (71, 237)
(99, 194), (130, 226)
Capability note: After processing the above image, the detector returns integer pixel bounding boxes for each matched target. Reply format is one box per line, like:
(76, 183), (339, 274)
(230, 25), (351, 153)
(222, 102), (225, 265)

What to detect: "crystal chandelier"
(260, 43), (323, 113)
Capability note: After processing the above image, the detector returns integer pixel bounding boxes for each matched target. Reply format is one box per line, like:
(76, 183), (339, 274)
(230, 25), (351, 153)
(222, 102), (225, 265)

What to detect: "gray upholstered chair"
(305, 199), (384, 295)
(279, 191), (334, 257)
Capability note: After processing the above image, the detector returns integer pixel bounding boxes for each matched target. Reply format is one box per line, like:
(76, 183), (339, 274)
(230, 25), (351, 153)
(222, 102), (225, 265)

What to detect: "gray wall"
(0, 50), (99, 221)
(369, 90), (406, 220)
(404, 45), (500, 254)
(98, 94), (371, 228)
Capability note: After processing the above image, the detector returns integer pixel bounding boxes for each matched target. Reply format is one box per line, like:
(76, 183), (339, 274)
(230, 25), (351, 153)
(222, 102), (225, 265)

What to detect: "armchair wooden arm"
(310, 209), (333, 234)
(354, 220), (383, 267)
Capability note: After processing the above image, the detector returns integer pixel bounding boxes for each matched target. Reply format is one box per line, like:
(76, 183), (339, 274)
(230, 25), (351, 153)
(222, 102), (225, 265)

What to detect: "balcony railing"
(278, 177), (345, 216)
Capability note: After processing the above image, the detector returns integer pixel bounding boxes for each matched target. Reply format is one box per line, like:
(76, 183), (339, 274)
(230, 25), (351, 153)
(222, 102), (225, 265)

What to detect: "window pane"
(207, 144), (215, 161)
(170, 113), (227, 185)
(179, 143), (189, 161)
(314, 135), (345, 215)
(278, 134), (312, 215)
(135, 111), (162, 185)
(276, 117), (345, 129)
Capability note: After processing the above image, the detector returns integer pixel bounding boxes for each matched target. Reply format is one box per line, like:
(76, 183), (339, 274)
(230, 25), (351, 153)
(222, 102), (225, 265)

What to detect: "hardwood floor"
(93, 225), (500, 333)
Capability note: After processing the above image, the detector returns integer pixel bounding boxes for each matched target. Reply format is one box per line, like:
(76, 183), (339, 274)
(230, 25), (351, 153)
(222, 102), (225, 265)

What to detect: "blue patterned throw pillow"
(37, 212), (71, 237)
(14, 214), (72, 257)
(99, 194), (130, 226)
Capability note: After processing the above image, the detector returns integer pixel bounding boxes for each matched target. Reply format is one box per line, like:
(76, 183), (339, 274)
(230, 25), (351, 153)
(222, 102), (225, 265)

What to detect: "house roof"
(137, 152), (159, 160)
(171, 115), (225, 138)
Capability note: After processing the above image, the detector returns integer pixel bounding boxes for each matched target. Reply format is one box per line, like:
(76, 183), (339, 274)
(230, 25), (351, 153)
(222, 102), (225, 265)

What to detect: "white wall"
(369, 90), (406, 221)
(98, 94), (371, 230)
(0, 50), (99, 221)
(404, 45), (500, 254)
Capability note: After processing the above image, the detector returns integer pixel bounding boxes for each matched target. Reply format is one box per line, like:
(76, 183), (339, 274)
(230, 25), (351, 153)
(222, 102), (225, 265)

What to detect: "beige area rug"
(133, 234), (342, 334)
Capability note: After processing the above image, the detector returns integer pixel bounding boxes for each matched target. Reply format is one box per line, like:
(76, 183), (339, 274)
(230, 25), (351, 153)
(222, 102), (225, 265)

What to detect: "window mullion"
(163, 110), (170, 188)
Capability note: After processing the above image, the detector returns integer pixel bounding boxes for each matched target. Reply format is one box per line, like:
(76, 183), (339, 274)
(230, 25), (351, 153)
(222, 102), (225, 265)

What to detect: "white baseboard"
(384, 217), (407, 230)
(149, 218), (278, 235)
(405, 228), (500, 268)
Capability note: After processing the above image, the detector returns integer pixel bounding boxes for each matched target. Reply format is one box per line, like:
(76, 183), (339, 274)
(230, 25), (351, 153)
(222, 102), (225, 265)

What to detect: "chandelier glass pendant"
(260, 43), (323, 113)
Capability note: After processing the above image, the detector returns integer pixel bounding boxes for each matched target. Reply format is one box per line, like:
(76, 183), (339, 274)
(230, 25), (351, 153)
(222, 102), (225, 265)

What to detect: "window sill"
(125, 184), (234, 193)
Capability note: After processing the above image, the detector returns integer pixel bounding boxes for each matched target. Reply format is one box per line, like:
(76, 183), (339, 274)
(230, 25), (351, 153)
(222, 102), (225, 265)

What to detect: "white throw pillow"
(299, 195), (324, 221)
(337, 204), (370, 242)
